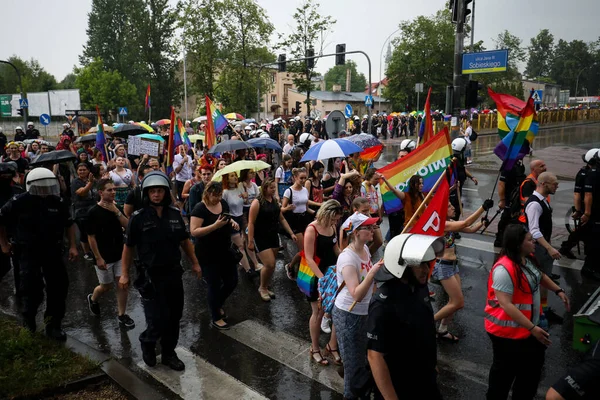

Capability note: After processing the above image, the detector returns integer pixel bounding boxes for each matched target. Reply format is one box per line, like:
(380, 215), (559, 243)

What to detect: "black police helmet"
(141, 171), (172, 207)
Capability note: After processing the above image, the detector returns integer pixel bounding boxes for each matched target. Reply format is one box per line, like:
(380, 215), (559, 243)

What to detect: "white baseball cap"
(341, 212), (379, 235)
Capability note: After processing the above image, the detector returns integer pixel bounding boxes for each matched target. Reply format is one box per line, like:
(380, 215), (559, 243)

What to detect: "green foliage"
(324, 60), (367, 92)
(0, 317), (98, 398)
(550, 39), (595, 96)
(384, 9), (455, 110)
(0, 56), (58, 94)
(277, 0), (336, 114)
(525, 29), (554, 79)
(75, 59), (138, 117)
(58, 73), (77, 90)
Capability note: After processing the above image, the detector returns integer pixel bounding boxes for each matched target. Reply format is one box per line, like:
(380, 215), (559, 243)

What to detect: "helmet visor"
(28, 179), (60, 197)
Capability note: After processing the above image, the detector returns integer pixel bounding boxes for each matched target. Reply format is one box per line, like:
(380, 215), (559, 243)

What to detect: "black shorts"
(285, 212), (312, 234)
(254, 232), (279, 253)
(231, 215), (245, 236)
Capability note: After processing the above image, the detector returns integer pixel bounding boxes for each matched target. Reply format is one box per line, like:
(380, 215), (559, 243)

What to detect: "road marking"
(456, 237), (584, 270)
(222, 319), (344, 394)
(137, 347), (268, 400)
(462, 188), (478, 192)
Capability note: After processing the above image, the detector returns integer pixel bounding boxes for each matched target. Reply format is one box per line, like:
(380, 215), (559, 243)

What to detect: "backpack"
(469, 129), (478, 141)
(318, 267), (345, 314)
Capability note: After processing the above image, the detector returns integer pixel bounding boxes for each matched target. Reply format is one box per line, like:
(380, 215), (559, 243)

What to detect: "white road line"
(137, 347), (269, 400)
(462, 188), (478, 192)
(223, 319), (344, 394)
(456, 237), (584, 270)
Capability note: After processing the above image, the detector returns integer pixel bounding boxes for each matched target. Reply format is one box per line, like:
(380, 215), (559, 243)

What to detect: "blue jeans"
(332, 306), (368, 399)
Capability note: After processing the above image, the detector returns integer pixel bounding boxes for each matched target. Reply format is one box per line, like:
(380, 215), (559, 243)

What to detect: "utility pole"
(452, 0), (466, 138)
(0, 60), (27, 129)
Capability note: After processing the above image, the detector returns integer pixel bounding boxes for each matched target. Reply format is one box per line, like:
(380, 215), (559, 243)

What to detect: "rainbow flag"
(205, 95), (228, 150)
(145, 84), (151, 110)
(378, 128), (452, 213)
(419, 87), (434, 144)
(177, 118), (191, 147)
(488, 88), (539, 170)
(166, 106), (176, 175)
(94, 105), (107, 161)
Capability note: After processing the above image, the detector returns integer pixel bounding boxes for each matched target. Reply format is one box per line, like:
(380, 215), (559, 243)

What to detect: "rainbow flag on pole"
(378, 128), (452, 213)
(145, 84), (151, 110)
(177, 118), (191, 147)
(94, 105), (107, 161)
(205, 95), (228, 150)
(418, 87), (434, 144)
(488, 88), (539, 171)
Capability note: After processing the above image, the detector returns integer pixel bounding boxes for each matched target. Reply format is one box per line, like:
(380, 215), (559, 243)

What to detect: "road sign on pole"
(118, 107), (128, 116)
(532, 90), (543, 104)
(19, 98), (29, 108)
(364, 96), (373, 107)
(415, 83), (424, 111)
(461, 49), (509, 74)
(344, 104), (353, 118)
(39, 113), (50, 126)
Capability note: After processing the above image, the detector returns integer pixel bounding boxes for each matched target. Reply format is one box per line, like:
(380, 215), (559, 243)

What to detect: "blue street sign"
(118, 107), (128, 116)
(344, 104), (353, 118)
(19, 98), (29, 108)
(532, 90), (543, 104)
(39, 113), (50, 126)
(461, 49), (508, 74)
(364, 95), (373, 107)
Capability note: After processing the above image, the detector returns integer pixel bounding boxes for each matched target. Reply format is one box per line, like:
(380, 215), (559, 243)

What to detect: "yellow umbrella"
(188, 134), (205, 143)
(134, 122), (154, 132)
(224, 112), (244, 120)
(212, 160), (270, 182)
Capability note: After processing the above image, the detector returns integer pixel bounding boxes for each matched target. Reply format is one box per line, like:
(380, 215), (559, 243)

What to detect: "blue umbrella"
(242, 118), (257, 124)
(300, 138), (362, 162)
(247, 137), (283, 152)
(138, 133), (165, 142)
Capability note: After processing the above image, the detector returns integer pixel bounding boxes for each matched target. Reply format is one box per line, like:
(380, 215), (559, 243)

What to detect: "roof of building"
(366, 78), (389, 94)
(289, 89), (389, 103)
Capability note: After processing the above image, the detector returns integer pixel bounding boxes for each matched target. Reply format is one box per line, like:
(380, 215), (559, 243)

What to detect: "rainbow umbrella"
(224, 112), (244, 120)
(155, 119), (172, 126)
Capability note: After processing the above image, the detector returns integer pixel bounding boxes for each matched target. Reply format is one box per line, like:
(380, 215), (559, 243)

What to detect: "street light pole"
(379, 27), (401, 112)
(0, 60), (27, 129)
(575, 65), (593, 97)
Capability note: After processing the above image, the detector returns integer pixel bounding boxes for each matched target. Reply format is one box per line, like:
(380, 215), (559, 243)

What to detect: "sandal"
(437, 331), (459, 342)
(267, 289), (276, 299)
(324, 344), (342, 365)
(309, 348), (329, 366)
(258, 288), (271, 302)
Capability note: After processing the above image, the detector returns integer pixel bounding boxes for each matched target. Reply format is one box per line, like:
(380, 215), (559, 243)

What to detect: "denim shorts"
(431, 259), (459, 282)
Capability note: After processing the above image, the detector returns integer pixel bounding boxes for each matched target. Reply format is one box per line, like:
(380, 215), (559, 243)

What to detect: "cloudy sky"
(2, 0), (599, 83)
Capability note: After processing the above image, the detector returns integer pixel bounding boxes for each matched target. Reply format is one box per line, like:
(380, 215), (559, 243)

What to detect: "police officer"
(582, 150), (600, 280)
(494, 159), (526, 247)
(119, 171), (201, 371)
(560, 149), (597, 260)
(0, 168), (78, 339)
(367, 234), (445, 399)
(14, 126), (26, 142)
(61, 123), (75, 140)
(0, 162), (24, 294)
(25, 122), (41, 139)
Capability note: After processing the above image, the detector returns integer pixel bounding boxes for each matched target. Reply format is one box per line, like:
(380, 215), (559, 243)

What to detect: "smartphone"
(222, 213), (232, 220)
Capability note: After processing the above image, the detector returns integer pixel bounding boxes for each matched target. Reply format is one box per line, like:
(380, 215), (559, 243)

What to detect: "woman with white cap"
(333, 212), (383, 399)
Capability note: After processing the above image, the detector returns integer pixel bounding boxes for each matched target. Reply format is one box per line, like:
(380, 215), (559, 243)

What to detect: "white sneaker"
(321, 316), (331, 334)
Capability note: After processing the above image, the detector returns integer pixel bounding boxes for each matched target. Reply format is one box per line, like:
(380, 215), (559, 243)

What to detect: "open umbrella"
(23, 139), (50, 146)
(113, 124), (151, 137)
(188, 134), (205, 143)
(192, 116), (207, 123)
(138, 133), (165, 142)
(345, 133), (382, 150)
(75, 134), (101, 143)
(212, 160), (271, 182)
(300, 139), (362, 162)
(155, 119), (172, 126)
(87, 124), (114, 133)
(134, 122), (154, 132)
(242, 118), (256, 124)
(207, 139), (253, 154)
(247, 137), (282, 152)
(224, 112), (244, 120)
(30, 150), (77, 166)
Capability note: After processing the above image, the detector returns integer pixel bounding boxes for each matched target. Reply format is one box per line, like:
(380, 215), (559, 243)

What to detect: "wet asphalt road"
(1, 123), (600, 399)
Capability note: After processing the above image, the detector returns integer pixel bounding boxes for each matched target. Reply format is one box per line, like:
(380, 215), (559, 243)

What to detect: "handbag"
(297, 225), (319, 297)
(228, 242), (243, 264)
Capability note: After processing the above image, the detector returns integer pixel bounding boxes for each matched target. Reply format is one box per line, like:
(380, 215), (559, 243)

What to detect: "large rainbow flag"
(378, 128), (452, 213)
(418, 87), (434, 144)
(145, 84), (151, 110)
(94, 105), (107, 161)
(175, 118), (190, 147)
(205, 95), (228, 150)
(488, 88), (539, 170)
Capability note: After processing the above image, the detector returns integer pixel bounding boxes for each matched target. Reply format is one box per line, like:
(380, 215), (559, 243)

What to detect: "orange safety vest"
(517, 174), (550, 223)
(484, 255), (540, 339)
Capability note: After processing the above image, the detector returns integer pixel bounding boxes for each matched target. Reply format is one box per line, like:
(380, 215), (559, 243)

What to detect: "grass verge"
(0, 316), (100, 399)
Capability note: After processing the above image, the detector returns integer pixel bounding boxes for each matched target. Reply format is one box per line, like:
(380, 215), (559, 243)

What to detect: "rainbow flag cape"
(145, 84), (151, 110)
(488, 88), (539, 171)
(378, 128), (452, 213)
(418, 87), (434, 144)
(166, 106), (176, 175)
(94, 105), (107, 161)
(177, 118), (192, 147)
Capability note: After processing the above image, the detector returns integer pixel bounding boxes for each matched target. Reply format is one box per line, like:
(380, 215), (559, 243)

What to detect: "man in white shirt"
(463, 120), (473, 164)
(173, 145), (193, 201)
(282, 134), (295, 155)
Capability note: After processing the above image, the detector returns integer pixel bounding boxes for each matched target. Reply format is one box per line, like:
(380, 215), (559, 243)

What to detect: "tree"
(323, 61), (367, 92)
(277, 0), (336, 115)
(58, 73), (77, 89)
(384, 9), (455, 110)
(0, 56), (58, 94)
(525, 29), (554, 79)
(550, 39), (595, 96)
(75, 59), (137, 118)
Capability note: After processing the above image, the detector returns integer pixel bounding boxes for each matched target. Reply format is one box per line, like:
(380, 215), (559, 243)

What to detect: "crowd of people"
(0, 115), (598, 400)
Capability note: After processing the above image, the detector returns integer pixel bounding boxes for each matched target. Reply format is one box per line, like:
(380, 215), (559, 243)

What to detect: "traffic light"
(295, 101), (302, 114)
(450, 0), (459, 23)
(17, 108), (24, 117)
(465, 80), (483, 108)
(306, 48), (315, 69)
(462, 0), (473, 23)
(335, 44), (346, 65)
(278, 54), (286, 72)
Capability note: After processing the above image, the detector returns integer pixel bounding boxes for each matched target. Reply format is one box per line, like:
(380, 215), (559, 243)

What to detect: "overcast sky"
(2, 0), (599, 84)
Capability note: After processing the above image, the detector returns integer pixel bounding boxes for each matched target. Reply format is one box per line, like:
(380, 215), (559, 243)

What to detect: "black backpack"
(469, 129), (478, 141)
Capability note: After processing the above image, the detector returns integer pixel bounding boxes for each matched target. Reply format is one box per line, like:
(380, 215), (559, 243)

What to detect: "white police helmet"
(383, 234), (445, 279)
(15, 126), (23, 131)
(26, 167), (60, 196)
(399, 139), (416, 152)
(27, 122), (34, 127)
(451, 137), (468, 152)
(583, 148), (599, 163)
(260, 132), (270, 138)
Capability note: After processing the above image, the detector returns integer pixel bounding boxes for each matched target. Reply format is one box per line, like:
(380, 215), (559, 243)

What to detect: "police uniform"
(561, 165), (589, 254)
(0, 170), (24, 293)
(0, 192), (73, 334)
(125, 204), (189, 361)
(582, 166), (600, 278)
(495, 160), (526, 247)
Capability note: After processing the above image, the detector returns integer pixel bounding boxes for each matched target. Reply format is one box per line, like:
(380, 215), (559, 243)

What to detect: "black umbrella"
(208, 140), (253, 154)
(30, 150), (77, 166)
(247, 137), (283, 152)
(76, 134), (101, 143)
(113, 124), (150, 137)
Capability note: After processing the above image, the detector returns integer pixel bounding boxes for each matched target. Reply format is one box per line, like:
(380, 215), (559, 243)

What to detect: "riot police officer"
(0, 168), (78, 339)
(582, 149), (600, 280)
(0, 162), (24, 294)
(25, 122), (41, 139)
(119, 171), (201, 371)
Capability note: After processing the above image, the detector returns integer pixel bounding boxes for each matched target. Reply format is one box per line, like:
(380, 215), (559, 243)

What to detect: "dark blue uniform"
(125, 205), (189, 356)
(0, 178), (24, 292)
(0, 193), (73, 331)
(582, 166), (600, 277)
